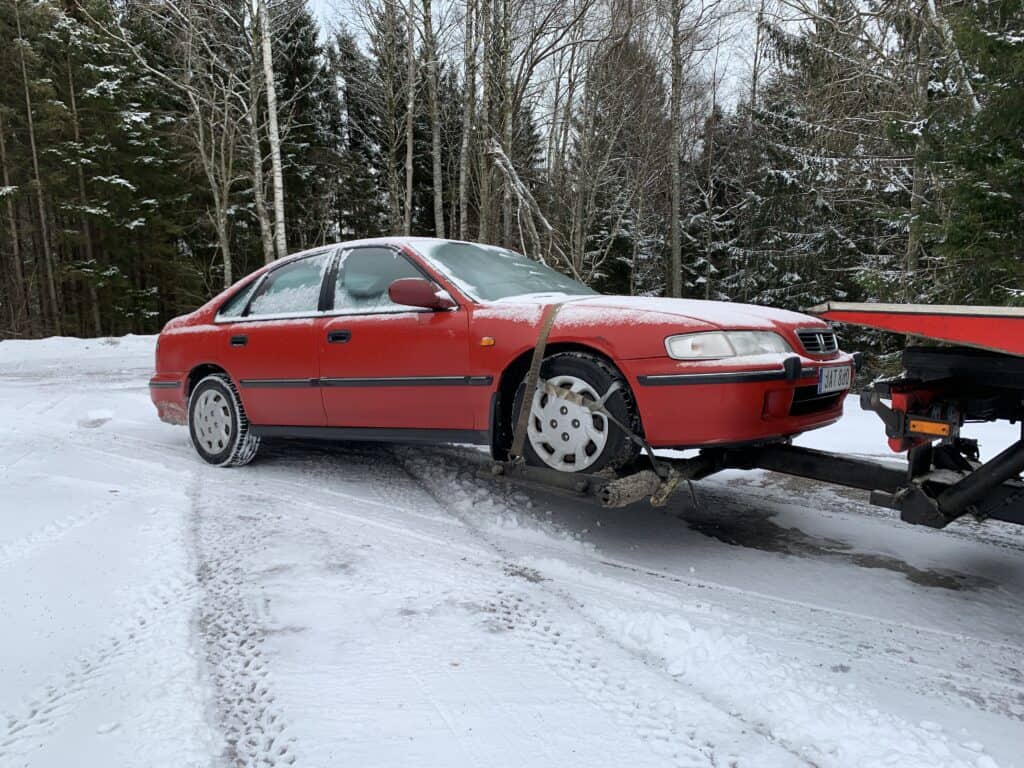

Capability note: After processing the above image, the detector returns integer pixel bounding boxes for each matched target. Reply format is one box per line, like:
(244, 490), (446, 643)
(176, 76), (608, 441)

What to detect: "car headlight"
(665, 331), (792, 360)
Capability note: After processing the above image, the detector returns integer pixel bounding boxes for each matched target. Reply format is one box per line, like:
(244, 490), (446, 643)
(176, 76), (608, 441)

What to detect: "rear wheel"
(512, 352), (639, 473)
(188, 373), (260, 467)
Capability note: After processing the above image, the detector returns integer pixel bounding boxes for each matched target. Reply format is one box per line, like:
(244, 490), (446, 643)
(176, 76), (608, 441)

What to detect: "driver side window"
(333, 247), (424, 313)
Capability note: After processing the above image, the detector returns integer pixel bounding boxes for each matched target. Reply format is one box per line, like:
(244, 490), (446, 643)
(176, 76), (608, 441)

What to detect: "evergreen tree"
(930, 0), (1024, 303)
(329, 26), (388, 237)
(275, 1), (343, 250)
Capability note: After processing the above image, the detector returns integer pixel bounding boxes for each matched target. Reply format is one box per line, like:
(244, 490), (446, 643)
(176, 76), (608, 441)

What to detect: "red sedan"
(150, 238), (855, 471)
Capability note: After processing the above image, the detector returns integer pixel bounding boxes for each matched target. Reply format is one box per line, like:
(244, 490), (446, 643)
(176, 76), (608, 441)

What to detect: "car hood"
(566, 295), (823, 331)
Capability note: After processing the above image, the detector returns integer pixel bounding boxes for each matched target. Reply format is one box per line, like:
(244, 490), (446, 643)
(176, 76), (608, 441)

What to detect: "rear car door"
(218, 250), (334, 427)
(318, 246), (479, 431)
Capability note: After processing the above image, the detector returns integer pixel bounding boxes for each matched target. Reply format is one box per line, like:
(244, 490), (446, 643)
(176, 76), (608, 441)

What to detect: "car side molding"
(250, 424), (489, 445)
(239, 376), (493, 389)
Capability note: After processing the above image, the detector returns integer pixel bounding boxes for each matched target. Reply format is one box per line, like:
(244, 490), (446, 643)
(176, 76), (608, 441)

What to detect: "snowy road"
(1, 336), (1022, 768)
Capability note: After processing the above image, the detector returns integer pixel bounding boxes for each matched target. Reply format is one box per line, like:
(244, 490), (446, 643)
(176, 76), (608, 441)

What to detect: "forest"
(0, 0), (1021, 356)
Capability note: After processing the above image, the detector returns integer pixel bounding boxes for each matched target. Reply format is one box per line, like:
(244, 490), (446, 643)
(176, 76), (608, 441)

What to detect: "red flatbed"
(809, 302), (1024, 357)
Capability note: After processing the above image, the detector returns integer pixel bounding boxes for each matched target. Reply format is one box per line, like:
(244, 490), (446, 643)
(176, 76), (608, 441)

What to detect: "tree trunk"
(215, 209), (233, 286)
(498, 0), (512, 247)
(458, 0), (475, 239)
(404, 0), (417, 235)
(477, 0), (492, 241)
(258, 0), (287, 258)
(15, 0), (61, 334)
(904, 24), (930, 297)
(249, 110), (275, 265)
(67, 53), (102, 336)
(0, 111), (28, 334)
(248, 54), (275, 264)
(422, 0), (445, 238)
(668, 0), (683, 298)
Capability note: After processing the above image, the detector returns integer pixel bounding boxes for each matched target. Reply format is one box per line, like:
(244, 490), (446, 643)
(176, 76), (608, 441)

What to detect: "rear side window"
(248, 252), (332, 316)
(217, 279), (260, 320)
(333, 247), (423, 312)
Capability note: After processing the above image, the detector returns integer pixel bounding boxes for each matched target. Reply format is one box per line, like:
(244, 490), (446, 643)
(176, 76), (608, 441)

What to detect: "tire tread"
(189, 373), (261, 467)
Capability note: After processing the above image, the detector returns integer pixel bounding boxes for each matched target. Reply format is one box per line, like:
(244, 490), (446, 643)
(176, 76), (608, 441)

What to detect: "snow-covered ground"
(1, 335), (1022, 768)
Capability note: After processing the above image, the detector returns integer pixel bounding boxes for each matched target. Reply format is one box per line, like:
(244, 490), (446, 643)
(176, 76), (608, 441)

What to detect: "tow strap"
(507, 302), (681, 506)
(509, 303), (564, 461)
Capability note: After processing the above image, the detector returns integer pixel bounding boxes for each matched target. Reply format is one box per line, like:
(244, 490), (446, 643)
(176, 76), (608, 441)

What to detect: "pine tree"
(329, 27), (388, 237)
(929, 0), (1024, 303)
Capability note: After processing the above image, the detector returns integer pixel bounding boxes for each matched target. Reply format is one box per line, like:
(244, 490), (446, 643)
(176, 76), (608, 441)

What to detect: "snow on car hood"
(564, 295), (824, 330)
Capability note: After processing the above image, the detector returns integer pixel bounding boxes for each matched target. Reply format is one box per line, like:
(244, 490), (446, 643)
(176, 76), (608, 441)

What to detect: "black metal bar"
(741, 444), (906, 494)
(860, 387), (902, 438)
(936, 439), (1024, 517)
(487, 442), (1024, 530)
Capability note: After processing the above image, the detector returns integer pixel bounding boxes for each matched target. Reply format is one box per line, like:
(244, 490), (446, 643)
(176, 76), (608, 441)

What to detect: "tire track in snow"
(397, 449), (819, 768)
(399, 450), (1010, 767)
(0, 505), (109, 570)
(189, 478), (296, 768)
(67, 427), (1024, 727)
(0, 575), (198, 763)
(183, 441), (1024, 724)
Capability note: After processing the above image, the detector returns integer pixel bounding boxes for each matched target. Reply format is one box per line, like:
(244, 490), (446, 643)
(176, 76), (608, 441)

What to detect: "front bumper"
(623, 354), (854, 448)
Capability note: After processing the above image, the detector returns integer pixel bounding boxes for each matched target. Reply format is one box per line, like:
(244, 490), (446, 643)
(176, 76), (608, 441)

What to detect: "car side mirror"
(388, 277), (456, 311)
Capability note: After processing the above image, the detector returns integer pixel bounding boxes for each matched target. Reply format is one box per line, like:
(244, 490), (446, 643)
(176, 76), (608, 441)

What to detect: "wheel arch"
(490, 341), (641, 460)
(185, 362), (230, 399)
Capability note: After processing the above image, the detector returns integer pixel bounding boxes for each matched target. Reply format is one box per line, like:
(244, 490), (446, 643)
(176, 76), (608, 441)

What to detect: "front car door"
(219, 249), (334, 427)
(318, 245), (481, 433)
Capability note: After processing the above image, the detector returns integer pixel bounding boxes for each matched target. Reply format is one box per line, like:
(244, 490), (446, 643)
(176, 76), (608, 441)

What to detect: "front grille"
(796, 328), (838, 355)
(789, 385), (842, 416)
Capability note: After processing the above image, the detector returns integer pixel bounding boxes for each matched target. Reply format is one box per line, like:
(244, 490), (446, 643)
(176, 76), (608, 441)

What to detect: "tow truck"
(490, 303), (1024, 530)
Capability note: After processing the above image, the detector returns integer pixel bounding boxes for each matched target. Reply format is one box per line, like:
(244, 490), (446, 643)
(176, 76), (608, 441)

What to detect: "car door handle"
(327, 329), (351, 344)
(230, 334), (248, 347)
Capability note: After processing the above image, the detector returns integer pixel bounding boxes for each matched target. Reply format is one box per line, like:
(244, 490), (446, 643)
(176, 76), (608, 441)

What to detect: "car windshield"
(412, 240), (598, 302)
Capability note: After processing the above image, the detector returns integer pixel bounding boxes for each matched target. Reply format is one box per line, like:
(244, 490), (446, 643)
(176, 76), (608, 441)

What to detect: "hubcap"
(193, 389), (233, 455)
(526, 375), (609, 472)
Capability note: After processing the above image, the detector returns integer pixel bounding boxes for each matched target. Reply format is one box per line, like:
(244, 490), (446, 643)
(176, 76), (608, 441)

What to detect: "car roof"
(284, 236), (493, 260)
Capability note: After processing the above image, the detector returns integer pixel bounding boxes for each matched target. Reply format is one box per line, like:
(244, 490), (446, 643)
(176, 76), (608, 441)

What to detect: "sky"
(303, 0), (755, 108)
(308, 0), (347, 32)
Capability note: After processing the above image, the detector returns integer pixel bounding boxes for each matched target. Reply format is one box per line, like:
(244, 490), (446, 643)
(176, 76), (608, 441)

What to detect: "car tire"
(188, 373), (261, 467)
(512, 352), (639, 474)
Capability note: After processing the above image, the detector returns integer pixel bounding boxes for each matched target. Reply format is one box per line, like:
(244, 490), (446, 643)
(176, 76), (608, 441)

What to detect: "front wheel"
(188, 373), (260, 467)
(512, 352), (639, 473)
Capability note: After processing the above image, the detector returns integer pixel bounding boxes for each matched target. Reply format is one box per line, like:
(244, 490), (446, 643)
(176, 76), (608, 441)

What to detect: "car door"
(318, 246), (479, 431)
(218, 250), (334, 427)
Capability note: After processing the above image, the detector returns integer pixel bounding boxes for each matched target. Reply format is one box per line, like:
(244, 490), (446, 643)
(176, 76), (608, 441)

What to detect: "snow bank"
(0, 334), (156, 368)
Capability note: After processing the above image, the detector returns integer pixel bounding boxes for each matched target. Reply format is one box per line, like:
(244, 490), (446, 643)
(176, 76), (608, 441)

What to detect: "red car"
(150, 237), (855, 471)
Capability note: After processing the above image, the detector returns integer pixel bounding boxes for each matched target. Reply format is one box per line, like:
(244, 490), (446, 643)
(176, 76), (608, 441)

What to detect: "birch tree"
(257, 0), (288, 257)
(404, 0), (417, 234)
(457, 0), (476, 238)
(420, 0), (445, 237)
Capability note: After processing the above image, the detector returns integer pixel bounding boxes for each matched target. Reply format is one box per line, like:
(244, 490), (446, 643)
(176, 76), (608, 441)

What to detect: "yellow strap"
(509, 303), (563, 460)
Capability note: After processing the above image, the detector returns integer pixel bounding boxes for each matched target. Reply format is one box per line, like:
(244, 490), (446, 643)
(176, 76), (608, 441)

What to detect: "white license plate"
(818, 365), (852, 394)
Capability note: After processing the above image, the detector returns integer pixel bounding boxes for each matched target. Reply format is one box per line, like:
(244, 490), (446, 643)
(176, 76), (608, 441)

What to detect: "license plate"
(818, 365), (852, 394)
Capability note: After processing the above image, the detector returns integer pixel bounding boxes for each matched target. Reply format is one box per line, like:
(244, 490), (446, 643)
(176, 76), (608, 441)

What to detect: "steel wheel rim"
(194, 389), (233, 455)
(526, 375), (608, 472)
